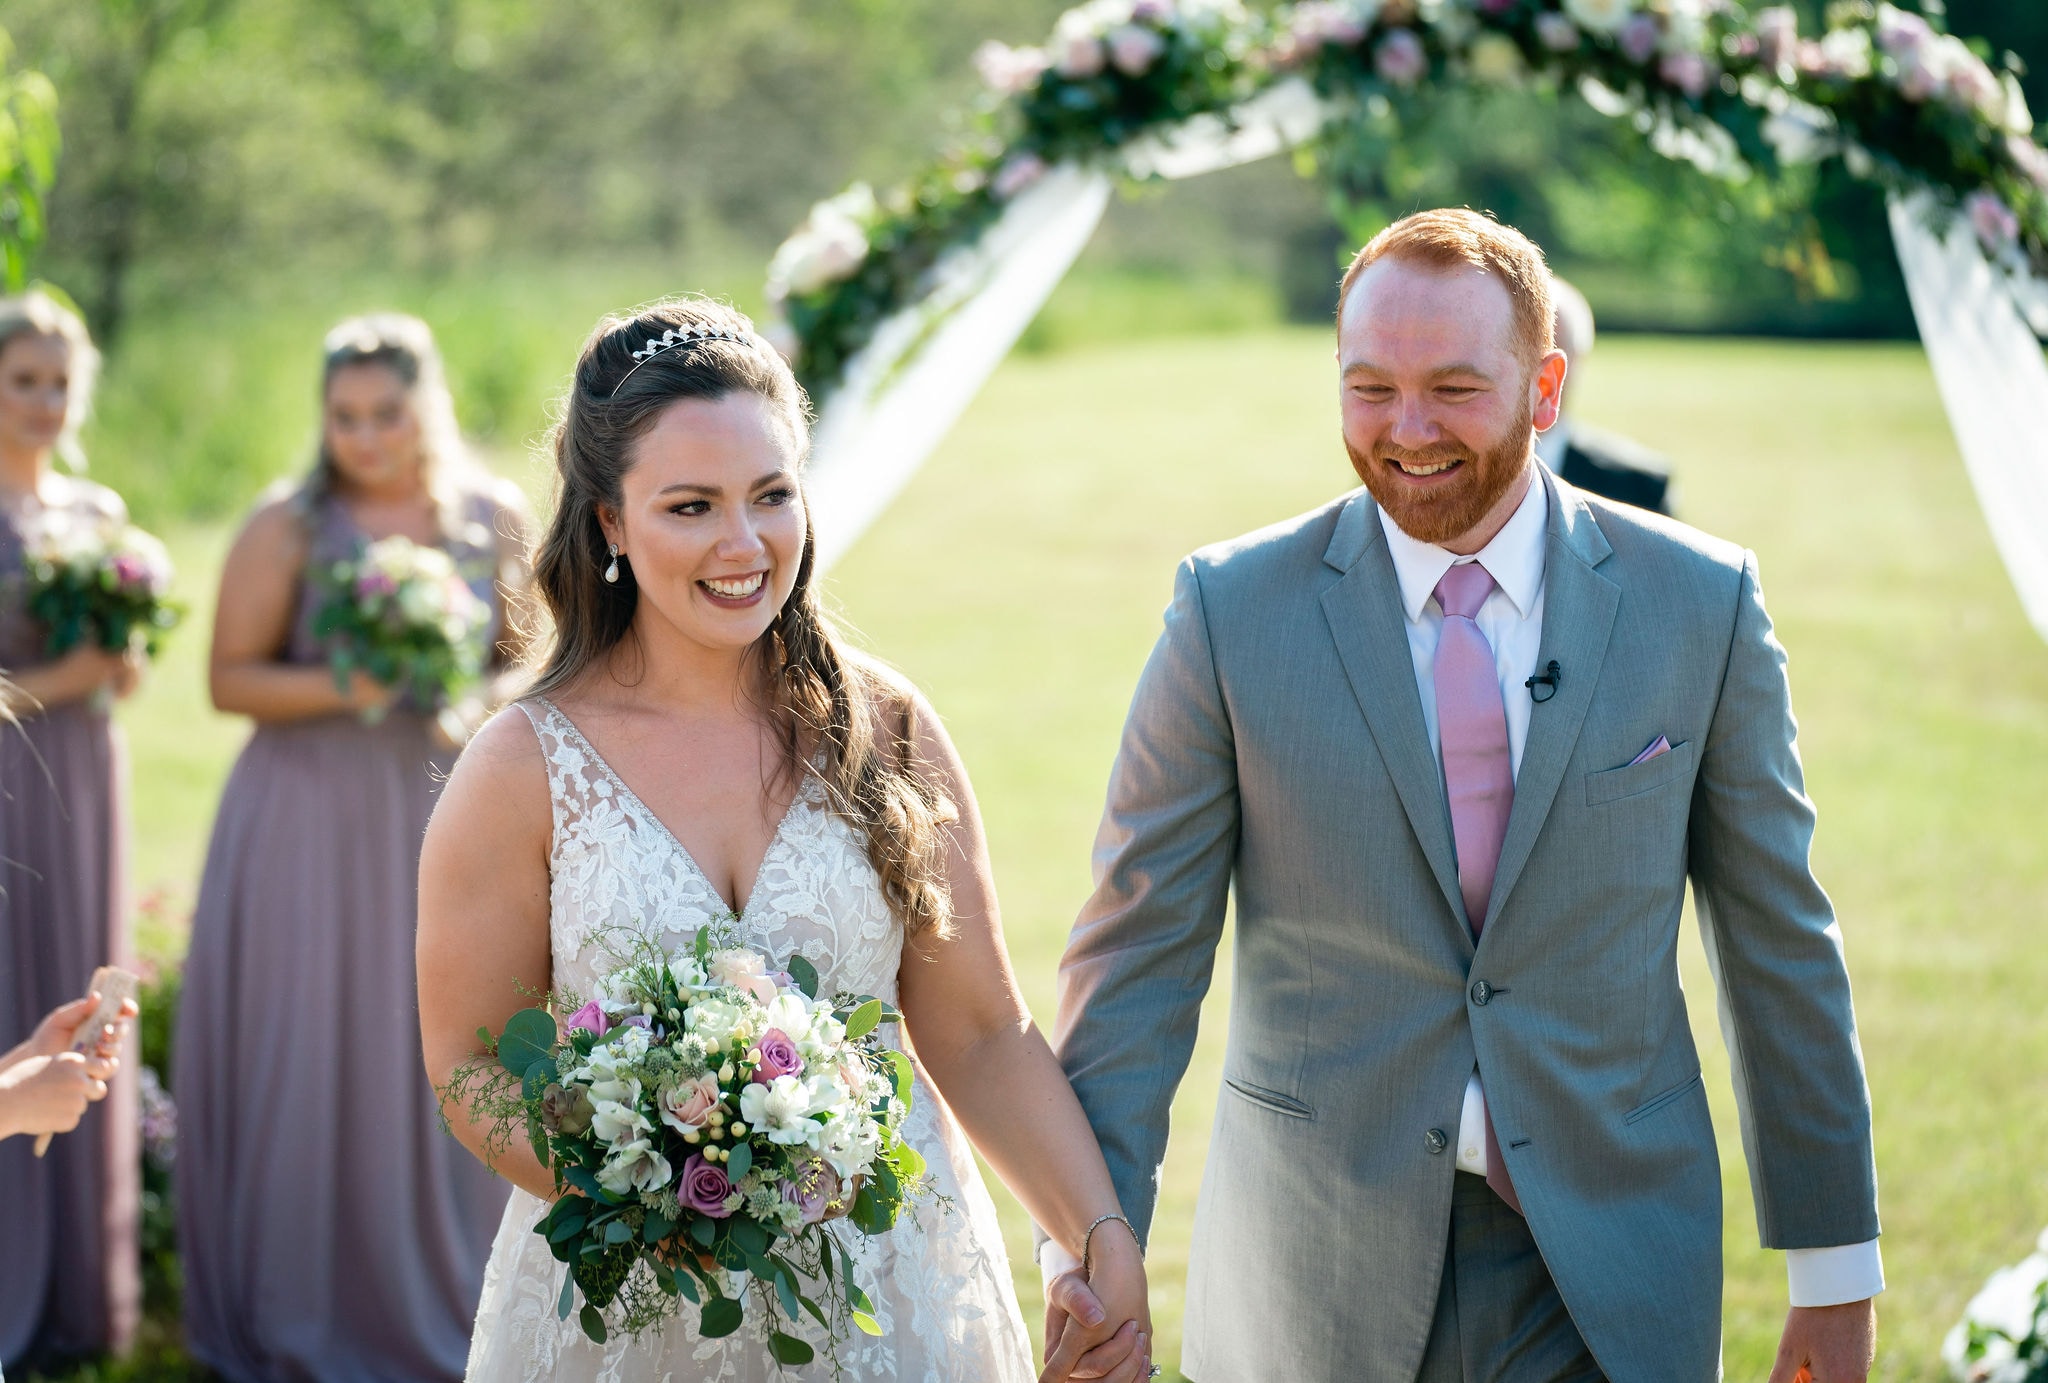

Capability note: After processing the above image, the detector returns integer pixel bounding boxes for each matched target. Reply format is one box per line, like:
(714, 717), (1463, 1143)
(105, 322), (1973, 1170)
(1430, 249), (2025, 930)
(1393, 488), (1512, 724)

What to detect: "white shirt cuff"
(1785, 1240), (1885, 1307)
(1040, 1237), (1082, 1297)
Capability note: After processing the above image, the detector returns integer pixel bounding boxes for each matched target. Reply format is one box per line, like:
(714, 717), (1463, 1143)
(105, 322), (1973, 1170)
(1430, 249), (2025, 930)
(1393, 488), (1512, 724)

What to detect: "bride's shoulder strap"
(509, 697), (589, 831)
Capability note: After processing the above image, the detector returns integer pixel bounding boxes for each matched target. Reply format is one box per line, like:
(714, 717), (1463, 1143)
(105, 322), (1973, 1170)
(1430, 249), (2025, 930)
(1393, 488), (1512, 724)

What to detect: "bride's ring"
(1147, 1368), (1162, 1379)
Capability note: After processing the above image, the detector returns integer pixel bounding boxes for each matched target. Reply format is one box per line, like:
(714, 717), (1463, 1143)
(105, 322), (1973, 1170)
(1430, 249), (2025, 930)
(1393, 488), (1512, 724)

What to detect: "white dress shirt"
(1377, 470), (1882, 1309)
(1046, 471), (1882, 1309)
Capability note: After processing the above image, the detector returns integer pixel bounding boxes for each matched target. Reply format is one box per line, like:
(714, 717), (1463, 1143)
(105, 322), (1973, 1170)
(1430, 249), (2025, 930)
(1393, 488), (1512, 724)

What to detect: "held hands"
(1041, 1224), (1152, 1383)
(1770, 1299), (1877, 1383)
(344, 668), (398, 718)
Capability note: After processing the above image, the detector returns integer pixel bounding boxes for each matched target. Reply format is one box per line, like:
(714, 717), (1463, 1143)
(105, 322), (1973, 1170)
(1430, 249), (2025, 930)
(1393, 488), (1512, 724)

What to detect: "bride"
(417, 298), (1151, 1383)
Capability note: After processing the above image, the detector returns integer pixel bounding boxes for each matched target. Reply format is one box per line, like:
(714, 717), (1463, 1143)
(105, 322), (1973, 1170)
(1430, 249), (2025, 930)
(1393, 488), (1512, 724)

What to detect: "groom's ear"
(1530, 348), (1569, 432)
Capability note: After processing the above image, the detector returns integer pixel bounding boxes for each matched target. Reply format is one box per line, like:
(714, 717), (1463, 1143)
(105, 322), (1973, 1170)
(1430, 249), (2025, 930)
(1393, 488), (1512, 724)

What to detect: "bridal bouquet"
(456, 930), (928, 1365)
(21, 519), (182, 659)
(310, 535), (489, 718)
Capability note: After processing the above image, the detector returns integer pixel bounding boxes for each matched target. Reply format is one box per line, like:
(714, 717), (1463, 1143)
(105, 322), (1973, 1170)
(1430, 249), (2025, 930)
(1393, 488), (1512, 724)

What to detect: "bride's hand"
(1040, 1229), (1151, 1383)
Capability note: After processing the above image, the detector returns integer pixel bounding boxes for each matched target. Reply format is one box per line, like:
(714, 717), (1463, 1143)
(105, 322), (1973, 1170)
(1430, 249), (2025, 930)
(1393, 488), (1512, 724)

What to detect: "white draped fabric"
(803, 93), (2048, 648)
(805, 79), (1327, 573)
(1888, 192), (2048, 644)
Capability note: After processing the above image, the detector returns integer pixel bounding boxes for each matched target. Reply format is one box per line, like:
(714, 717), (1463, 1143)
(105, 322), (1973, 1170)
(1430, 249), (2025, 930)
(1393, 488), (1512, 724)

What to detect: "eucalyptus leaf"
(785, 953), (821, 1000)
(851, 1309), (882, 1337)
(557, 1267), (576, 1320)
(689, 1216), (716, 1247)
(604, 1219), (633, 1245)
(725, 1141), (752, 1181)
(579, 1303), (607, 1344)
(497, 1007), (558, 1077)
(729, 1216), (768, 1256)
(699, 1296), (743, 1338)
(768, 1331), (815, 1365)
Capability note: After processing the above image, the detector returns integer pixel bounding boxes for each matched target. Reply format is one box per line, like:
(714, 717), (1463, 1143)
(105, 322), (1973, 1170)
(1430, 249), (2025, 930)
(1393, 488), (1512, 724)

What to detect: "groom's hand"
(1042, 1270), (1148, 1383)
(1768, 1299), (1876, 1383)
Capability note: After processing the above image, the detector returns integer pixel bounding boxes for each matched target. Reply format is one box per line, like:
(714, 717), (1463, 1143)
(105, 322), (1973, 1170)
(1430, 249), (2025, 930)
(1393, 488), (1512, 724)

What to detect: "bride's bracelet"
(1080, 1211), (1140, 1279)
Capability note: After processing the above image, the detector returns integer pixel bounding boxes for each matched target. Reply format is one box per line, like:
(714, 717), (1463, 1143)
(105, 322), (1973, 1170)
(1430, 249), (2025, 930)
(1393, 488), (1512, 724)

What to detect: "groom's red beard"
(1346, 396), (1535, 546)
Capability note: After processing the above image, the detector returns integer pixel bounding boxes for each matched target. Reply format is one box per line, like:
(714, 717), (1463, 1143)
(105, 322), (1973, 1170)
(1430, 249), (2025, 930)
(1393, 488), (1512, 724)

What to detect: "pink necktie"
(1432, 561), (1524, 1215)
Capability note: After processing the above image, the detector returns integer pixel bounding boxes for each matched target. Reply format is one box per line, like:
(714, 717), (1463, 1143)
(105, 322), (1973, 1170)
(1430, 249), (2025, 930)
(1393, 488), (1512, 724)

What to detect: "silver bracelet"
(1080, 1211), (1139, 1279)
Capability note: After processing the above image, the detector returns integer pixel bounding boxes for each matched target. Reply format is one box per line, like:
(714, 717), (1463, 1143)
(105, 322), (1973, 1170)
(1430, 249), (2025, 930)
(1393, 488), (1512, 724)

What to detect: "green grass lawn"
(101, 331), (2048, 1381)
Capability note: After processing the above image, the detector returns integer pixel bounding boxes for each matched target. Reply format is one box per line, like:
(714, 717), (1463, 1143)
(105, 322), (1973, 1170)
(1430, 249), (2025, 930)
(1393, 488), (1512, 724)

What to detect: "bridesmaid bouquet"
(455, 930), (930, 1366)
(310, 535), (489, 718)
(22, 519), (182, 658)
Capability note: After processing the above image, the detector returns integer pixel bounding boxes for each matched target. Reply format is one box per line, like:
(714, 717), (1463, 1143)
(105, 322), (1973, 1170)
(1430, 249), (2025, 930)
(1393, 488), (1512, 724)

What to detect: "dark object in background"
(1555, 423), (1673, 517)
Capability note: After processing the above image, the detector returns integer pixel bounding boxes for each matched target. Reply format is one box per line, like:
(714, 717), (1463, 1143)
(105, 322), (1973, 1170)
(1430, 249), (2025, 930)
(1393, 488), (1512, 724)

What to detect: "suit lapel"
(1319, 494), (1474, 941)
(1484, 470), (1619, 932)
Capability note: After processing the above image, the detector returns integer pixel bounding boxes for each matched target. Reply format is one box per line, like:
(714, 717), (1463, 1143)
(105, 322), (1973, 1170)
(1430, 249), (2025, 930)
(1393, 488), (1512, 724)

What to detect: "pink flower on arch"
(1374, 29), (1428, 88)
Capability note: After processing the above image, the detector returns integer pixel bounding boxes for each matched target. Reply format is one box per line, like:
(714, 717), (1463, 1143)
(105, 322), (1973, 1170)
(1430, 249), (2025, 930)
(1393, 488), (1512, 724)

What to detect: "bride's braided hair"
(529, 295), (955, 937)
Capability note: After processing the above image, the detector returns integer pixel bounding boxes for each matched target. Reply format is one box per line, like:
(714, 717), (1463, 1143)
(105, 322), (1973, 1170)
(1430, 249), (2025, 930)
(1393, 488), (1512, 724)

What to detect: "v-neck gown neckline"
(531, 697), (801, 920)
(462, 698), (1033, 1383)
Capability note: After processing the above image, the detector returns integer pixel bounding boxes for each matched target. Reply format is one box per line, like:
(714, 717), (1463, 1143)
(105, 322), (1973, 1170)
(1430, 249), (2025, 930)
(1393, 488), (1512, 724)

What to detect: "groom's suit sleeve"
(1688, 551), (1881, 1253)
(1052, 558), (1240, 1246)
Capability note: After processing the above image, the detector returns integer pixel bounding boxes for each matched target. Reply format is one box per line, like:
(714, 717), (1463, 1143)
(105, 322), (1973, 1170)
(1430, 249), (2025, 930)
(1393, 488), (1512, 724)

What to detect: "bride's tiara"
(609, 322), (759, 396)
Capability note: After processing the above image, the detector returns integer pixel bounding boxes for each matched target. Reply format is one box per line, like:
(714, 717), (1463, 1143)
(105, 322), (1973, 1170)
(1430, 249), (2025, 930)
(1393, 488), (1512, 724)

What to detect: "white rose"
(596, 1137), (671, 1197)
(684, 995), (749, 1050)
(1562, 0), (1634, 37)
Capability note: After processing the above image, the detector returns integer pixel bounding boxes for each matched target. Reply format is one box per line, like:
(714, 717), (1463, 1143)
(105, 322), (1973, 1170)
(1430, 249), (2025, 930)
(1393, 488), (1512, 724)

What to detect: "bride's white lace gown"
(465, 699), (1035, 1382)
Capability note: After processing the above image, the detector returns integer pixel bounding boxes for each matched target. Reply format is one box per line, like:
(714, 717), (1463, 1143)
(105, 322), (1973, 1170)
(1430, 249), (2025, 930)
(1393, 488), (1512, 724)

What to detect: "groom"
(1040, 209), (1881, 1383)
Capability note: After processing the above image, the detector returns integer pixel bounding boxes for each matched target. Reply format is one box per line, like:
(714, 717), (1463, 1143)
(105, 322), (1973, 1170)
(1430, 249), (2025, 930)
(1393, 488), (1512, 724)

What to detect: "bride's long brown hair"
(528, 297), (955, 937)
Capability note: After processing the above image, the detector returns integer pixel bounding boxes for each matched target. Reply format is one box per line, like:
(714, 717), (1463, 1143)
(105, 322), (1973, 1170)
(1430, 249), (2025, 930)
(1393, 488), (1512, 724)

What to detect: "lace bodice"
(463, 698), (1033, 1383)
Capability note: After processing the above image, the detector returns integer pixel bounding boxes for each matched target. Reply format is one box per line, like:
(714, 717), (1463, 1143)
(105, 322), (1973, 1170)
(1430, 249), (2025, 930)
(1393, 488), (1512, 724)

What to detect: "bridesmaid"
(175, 313), (524, 1382)
(0, 290), (143, 1376)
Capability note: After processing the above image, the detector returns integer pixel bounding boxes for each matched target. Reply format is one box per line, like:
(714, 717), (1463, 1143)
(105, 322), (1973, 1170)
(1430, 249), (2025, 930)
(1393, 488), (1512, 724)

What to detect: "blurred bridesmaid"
(175, 314), (524, 1382)
(0, 290), (142, 1375)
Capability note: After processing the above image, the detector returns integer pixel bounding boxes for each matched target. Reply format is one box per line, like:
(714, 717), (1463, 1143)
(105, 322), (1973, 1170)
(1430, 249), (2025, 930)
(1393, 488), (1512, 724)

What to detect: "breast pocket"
(1584, 739), (1696, 807)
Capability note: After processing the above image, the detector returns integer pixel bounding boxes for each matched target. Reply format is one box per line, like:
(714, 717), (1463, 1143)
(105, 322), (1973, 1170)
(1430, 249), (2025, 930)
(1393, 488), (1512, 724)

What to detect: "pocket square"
(1628, 735), (1672, 767)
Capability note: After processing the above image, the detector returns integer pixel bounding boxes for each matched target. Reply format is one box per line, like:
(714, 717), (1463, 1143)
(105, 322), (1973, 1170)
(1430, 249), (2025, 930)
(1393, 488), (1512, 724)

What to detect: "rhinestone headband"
(609, 323), (758, 396)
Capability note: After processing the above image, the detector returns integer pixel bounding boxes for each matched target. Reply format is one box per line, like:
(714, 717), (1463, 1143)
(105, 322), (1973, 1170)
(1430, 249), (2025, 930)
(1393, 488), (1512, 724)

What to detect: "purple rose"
(681, 1152), (734, 1218)
(564, 1001), (610, 1039)
(782, 1158), (843, 1225)
(1618, 13), (1661, 65)
(752, 1028), (802, 1083)
(1659, 50), (1714, 100)
(1374, 29), (1427, 88)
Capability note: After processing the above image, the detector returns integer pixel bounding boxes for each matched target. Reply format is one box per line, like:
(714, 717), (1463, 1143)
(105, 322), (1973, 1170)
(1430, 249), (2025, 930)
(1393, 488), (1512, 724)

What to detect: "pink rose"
(751, 1029), (802, 1083)
(1754, 6), (1798, 74)
(659, 1073), (721, 1133)
(1292, 2), (1364, 49)
(1052, 30), (1106, 81)
(1659, 50), (1714, 99)
(1374, 29), (1427, 88)
(1618, 13), (1661, 65)
(1535, 13), (1581, 53)
(354, 570), (398, 600)
(681, 1152), (734, 1218)
(2008, 133), (2048, 193)
(974, 40), (1049, 96)
(1874, 6), (1934, 62)
(564, 1000), (610, 1039)
(1967, 189), (2021, 254)
(992, 152), (1049, 201)
(1107, 24), (1167, 78)
(708, 949), (779, 1005)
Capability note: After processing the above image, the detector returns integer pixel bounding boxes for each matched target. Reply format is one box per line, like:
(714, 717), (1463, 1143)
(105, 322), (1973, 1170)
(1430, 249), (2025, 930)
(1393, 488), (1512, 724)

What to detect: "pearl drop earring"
(603, 544), (621, 584)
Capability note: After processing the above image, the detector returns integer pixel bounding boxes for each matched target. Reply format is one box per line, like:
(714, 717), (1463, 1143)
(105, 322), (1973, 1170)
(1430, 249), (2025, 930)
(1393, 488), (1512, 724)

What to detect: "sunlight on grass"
(108, 333), (2048, 1382)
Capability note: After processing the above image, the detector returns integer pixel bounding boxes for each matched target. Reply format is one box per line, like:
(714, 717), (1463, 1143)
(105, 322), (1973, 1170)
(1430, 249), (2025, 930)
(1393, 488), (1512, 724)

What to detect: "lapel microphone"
(1525, 660), (1562, 703)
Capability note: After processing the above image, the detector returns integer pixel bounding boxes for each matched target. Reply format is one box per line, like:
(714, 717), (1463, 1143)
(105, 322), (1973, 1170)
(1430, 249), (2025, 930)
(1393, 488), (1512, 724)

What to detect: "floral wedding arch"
(761, 0), (2048, 648)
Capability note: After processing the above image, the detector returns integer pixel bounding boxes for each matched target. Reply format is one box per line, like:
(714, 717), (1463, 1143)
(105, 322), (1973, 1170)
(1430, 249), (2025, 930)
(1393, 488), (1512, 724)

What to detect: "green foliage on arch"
(767, 0), (2048, 406)
(0, 23), (61, 291)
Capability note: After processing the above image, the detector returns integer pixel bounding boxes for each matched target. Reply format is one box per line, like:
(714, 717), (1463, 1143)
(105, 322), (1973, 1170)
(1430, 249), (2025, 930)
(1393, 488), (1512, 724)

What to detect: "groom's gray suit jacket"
(1053, 469), (1879, 1383)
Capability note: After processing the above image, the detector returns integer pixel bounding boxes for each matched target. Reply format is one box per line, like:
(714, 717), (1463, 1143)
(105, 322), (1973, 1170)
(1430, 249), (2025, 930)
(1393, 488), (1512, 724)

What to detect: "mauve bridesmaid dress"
(0, 478), (142, 1376)
(174, 486), (516, 1383)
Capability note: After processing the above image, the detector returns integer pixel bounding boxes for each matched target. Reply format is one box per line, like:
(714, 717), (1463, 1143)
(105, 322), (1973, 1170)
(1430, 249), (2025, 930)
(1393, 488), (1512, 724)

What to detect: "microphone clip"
(1525, 660), (1562, 704)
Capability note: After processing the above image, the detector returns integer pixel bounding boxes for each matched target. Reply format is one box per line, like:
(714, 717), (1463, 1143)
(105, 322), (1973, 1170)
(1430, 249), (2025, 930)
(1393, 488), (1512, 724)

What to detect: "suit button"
(1471, 980), (1493, 1006)
(1425, 1128), (1449, 1154)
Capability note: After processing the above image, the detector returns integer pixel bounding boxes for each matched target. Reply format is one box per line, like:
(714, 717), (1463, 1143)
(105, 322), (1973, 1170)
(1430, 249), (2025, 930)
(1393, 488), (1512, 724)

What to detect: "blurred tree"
(0, 23), (61, 291)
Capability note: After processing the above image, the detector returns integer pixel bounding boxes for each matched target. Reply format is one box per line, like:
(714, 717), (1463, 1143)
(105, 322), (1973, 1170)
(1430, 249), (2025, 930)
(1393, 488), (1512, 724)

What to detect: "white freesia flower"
(1563, 0), (1634, 37)
(590, 1096), (652, 1148)
(596, 1137), (671, 1197)
(740, 1073), (842, 1146)
(606, 1023), (652, 1063)
(815, 1109), (884, 1180)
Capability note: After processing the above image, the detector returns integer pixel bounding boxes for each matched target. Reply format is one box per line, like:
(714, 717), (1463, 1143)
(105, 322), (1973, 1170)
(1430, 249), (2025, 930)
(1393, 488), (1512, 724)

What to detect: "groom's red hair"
(1338, 209), (1556, 369)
